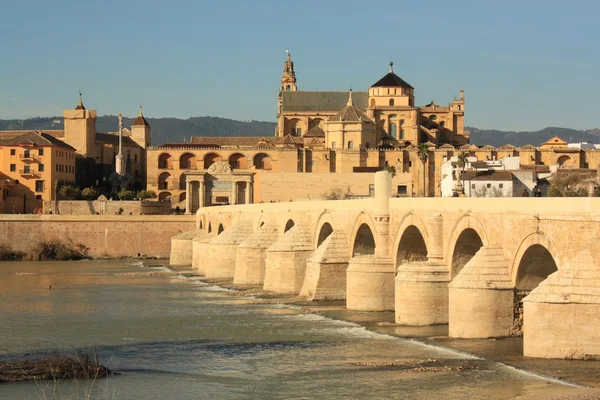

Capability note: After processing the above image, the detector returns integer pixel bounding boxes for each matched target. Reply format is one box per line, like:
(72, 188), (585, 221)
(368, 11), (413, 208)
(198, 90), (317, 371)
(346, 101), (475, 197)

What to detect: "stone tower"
(63, 93), (97, 156)
(131, 105), (151, 149)
(280, 50), (297, 93)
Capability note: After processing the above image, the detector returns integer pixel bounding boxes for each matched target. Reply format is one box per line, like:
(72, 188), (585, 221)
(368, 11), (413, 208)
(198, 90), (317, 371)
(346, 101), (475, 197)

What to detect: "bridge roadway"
(171, 172), (600, 359)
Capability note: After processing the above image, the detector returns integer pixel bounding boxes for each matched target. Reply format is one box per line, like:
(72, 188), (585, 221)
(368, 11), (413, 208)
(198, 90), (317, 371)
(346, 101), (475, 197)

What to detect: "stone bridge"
(171, 172), (600, 359)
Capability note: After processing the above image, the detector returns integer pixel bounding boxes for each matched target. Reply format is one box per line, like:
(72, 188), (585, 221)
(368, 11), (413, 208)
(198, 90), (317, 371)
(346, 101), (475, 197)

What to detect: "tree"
(117, 189), (136, 200)
(109, 173), (132, 196)
(417, 144), (429, 197)
(322, 186), (353, 200)
(456, 151), (469, 194)
(384, 165), (396, 178)
(547, 172), (596, 197)
(81, 187), (99, 200)
(58, 185), (76, 198)
(137, 190), (157, 200)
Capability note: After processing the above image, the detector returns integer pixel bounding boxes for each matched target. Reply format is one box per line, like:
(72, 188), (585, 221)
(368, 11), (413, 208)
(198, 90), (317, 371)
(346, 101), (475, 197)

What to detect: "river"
(0, 261), (594, 399)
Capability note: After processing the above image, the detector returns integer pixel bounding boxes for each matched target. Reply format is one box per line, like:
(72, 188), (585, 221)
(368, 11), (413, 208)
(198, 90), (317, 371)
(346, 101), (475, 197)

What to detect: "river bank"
(168, 266), (600, 399)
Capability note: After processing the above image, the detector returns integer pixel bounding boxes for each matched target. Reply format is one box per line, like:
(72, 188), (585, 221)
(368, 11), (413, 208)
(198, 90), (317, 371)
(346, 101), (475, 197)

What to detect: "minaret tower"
(115, 113), (124, 175)
(280, 50), (297, 92)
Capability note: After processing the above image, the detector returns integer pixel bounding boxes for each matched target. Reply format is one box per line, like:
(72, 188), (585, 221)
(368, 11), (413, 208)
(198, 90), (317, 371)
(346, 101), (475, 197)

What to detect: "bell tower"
(281, 50), (297, 92)
(63, 91), (97, 156)
(131, 104), (151, 149)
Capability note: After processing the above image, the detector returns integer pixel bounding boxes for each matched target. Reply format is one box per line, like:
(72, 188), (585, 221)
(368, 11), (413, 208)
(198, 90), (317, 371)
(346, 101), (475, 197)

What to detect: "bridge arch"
(349, 212), (377, 257)
(446, 214), (488, 278)
(392, 213), (429, 267)
(511, 231), (562, 287)
(313, 212), (336, 249)
(283, 218), (295, 233)
(207, 221), (212, 234)
(217, 223), (225, 235)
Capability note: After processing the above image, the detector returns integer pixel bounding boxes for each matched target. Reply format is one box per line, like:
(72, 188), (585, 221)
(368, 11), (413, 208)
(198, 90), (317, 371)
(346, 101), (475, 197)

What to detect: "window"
(499, 183), (504, 189)
(10, 164), (15, 172)
(439, 121), (445, 128)
(39, 148), (44, 156)
(39, 164), (44, 172)
(348, 141), (354, 150)
(430, 115), (437, 121)
(295, 127), (302, 136)
(486, 183), (491, 188)
(35, 180), (44, 192)
(389, 99), (394, 106)
(458, 105), (461, 111)
(397, 185), (407, 196)
(389, 122), (397, 139)
(286, 85), (291, 91)
(24, 164), (30, 173)
(10, 149), (15, 156)
(24, 149), (30, 158)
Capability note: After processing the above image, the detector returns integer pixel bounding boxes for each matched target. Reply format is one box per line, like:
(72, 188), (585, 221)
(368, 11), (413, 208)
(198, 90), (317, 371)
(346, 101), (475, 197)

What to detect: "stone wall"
(255, 172), (412, 202)
(0, 215), (194, 258)
(43, 200), (171, 215)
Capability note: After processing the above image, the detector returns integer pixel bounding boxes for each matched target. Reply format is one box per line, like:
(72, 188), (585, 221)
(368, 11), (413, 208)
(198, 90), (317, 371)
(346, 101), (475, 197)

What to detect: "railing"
(19, 154), (41, 162)
(19, 169), (41, 178)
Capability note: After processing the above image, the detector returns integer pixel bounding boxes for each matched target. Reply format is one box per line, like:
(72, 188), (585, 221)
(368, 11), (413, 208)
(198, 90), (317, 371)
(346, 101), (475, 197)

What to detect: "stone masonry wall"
(0, 215), (195, 258)
(43, 200), (171, 215)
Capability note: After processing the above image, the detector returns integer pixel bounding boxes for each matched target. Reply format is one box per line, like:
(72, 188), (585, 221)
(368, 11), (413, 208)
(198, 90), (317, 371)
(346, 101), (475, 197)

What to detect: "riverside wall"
(0, 215), (195, 258)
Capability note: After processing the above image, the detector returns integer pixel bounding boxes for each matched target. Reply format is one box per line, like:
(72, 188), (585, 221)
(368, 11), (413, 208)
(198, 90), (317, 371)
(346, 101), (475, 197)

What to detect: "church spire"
(281, 50), (297, 92)
(347, 89), (353, 106)
(75, 89), (86, 110)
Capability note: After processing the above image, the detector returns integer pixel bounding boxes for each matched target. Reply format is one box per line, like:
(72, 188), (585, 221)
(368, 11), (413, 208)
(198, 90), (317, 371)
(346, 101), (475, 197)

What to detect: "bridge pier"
(395, 261), (449, 325)
(448, 246), (514, 338)
(346, 255), (395, 310)
(204, 221), (254, 279)
(524, 249), (600, 359)
(170, 229), (207, 266)
(264, 223), (313, 294)
(193, 235), (212, 275)
(233, 223), (279, 285)
(300, 231), (349, 300)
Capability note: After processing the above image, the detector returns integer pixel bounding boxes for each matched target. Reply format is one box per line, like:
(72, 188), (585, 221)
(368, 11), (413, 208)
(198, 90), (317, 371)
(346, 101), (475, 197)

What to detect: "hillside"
(1, 116), (598, 147)
(468, 127), (600, 147)
(0, 116), (277, 145)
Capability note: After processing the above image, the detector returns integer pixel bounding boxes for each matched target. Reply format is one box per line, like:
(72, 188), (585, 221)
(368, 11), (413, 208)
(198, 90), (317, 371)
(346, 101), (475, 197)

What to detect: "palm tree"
(456, 151), (469, 195)
(417, 143), (429, 197)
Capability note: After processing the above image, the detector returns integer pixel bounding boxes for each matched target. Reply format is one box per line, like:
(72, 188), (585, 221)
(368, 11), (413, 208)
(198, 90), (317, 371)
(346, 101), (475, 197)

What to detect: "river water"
(0, 261), (589, 399)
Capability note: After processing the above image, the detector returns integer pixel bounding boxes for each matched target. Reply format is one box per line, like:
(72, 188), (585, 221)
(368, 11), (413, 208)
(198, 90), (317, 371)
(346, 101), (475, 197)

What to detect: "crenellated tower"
(63, 92), (97, 156)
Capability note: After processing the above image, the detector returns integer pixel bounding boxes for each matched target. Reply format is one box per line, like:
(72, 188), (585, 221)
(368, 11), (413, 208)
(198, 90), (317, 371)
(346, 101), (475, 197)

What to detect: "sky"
(1, 0), (599, 131)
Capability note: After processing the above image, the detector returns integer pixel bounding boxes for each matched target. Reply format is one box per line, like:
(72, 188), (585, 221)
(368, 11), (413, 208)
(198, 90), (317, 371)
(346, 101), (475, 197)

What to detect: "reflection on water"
(0, 261), (588, 400)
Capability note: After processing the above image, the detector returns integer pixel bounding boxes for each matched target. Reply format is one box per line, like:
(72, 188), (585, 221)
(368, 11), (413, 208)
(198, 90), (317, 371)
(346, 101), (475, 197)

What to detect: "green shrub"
(137, 190), (157, 200)
(81, 187), (99, 200)
(117, 190), (136, 200)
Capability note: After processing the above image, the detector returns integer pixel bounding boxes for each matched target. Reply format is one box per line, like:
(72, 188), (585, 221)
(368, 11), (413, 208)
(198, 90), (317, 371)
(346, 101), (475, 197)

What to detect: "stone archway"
(450, 228), (484, 278)
(352, 224), (375, 256)
(317, 223), (334, 247)
(217, 223), (224, 235)
(446, 214), (488, 278)
(284, 219), (295, 233)
(512, 238), (559, 335)
(395, 225), (428, 266)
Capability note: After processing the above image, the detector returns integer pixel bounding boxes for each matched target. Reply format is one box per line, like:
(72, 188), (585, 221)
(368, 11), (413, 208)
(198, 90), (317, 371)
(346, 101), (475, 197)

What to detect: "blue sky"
(1, 0), (599, 131)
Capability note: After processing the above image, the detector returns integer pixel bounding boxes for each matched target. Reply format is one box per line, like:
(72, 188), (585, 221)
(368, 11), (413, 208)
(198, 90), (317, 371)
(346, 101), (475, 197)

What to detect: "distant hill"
(1, 116), (599, 147)
(0, 116), (278, 146)
(468, 127), (600, 147)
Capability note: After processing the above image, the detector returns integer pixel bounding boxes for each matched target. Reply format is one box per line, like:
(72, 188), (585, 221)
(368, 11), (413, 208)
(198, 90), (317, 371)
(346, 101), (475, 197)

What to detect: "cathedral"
(276, 51), (468, 149)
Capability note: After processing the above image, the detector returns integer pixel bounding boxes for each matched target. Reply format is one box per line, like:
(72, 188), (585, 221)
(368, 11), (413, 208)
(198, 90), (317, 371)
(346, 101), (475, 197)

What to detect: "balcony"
(19, 169), (41, 178)
(19, 154), (42, 162)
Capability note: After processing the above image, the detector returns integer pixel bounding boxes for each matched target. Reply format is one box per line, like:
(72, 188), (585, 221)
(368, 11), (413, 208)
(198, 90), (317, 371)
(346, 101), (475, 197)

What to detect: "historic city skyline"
(2, 1), (600, 132)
